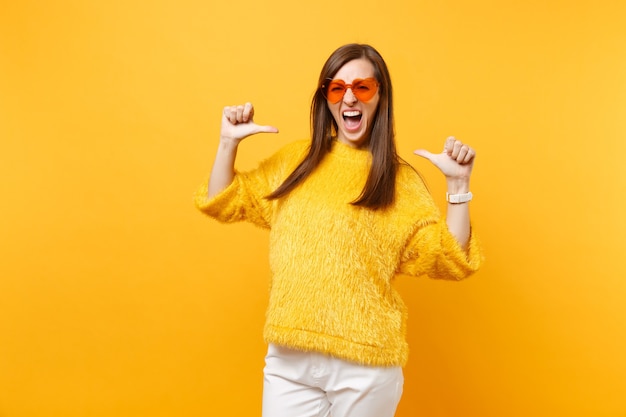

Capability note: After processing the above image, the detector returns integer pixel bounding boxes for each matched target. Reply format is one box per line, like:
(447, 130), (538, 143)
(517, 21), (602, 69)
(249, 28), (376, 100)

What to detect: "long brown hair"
(266, 43), (399, 210)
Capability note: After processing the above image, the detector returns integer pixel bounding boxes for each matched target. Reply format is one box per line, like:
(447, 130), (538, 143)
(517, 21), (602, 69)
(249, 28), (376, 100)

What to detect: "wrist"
(446, 178), (470, 195)
(218, 136), (241, 148)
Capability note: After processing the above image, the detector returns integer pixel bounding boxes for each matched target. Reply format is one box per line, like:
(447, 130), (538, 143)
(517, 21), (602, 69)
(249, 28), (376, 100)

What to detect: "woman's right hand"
(207, 103), (278, 198)
(220, 102), (279, 144)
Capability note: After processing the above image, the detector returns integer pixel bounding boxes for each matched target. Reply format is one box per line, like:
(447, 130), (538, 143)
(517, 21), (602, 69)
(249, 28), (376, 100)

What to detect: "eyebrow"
(327, 77), (376, 82)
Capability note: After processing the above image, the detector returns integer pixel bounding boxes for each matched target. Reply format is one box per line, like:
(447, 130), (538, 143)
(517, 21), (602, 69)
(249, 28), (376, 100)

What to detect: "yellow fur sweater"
(195, 139), (482, 367)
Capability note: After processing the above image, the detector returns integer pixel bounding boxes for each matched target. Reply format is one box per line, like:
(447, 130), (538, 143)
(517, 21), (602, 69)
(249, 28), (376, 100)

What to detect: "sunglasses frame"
(321, 77), (380, 104)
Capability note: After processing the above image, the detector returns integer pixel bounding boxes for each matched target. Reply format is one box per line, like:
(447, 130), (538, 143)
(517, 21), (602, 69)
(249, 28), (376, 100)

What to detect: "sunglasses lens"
(325, 81), (346, 103)
(352, 79), (378, 102)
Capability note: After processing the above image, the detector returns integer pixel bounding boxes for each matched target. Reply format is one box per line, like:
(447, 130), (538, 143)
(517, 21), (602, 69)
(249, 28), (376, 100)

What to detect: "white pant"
(262, 344), (403, 417)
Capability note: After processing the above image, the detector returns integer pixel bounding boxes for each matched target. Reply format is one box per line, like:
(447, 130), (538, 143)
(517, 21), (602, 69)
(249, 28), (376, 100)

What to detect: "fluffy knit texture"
(195, 139), (483, 367)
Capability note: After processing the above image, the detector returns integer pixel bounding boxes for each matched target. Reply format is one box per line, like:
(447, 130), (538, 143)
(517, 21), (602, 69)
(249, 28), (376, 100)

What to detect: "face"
(326, 58), (380, 148)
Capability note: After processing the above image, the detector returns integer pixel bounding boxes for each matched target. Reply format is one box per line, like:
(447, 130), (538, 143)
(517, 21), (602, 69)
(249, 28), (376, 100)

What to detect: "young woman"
(196, 43), (482, 417)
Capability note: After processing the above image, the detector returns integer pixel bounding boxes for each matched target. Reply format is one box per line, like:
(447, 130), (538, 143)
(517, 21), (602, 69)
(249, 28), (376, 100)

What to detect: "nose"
(343, 88), (358, 104)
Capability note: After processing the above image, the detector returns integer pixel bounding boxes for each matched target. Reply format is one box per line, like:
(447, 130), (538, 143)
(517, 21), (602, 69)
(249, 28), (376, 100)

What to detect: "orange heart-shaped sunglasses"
(321, 77), (379, 104)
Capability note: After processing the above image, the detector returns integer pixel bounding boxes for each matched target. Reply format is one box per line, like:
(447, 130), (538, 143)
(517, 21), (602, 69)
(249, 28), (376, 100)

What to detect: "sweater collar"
(329, 139), (371, 163)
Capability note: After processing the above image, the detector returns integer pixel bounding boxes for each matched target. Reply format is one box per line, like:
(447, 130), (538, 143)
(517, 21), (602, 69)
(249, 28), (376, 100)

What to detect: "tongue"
(344, 116), (361, 130)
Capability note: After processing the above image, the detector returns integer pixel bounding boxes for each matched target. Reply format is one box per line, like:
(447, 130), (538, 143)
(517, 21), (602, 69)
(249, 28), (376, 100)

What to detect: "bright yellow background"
(1, 1), (625, 416)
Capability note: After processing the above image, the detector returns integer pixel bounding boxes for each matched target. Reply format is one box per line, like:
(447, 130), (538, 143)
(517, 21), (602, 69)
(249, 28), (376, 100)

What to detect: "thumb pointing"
(256, 124), (279, 134)
(413, 149), (434, 161)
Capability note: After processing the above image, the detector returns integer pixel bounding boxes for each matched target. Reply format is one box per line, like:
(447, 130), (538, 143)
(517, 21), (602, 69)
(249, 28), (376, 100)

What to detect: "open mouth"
(342, 110), (362, 130)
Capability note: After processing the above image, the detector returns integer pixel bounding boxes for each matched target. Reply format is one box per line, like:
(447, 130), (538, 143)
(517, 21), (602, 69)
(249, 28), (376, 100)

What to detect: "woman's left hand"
(414, 136), (476, 182)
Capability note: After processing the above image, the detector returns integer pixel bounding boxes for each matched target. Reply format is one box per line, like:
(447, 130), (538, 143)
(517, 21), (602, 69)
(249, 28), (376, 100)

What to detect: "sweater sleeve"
(194, 140), (308, 229)
(397, 220), (483, 280)
(194, 170), (273, 228)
